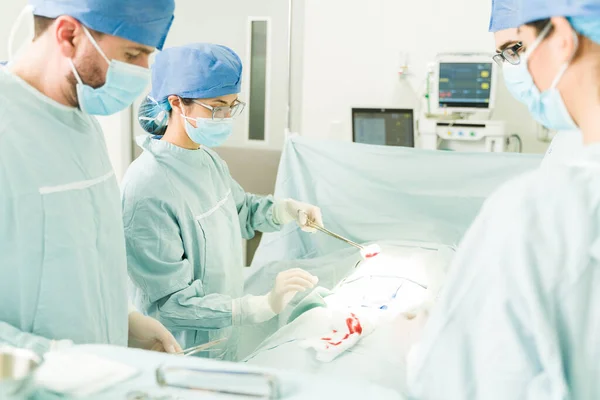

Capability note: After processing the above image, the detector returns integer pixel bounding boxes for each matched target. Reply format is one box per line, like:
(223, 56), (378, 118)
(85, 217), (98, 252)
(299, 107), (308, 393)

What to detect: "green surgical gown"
(408, 143), (600, 399)
(0, 67), (128, 355)
(122, 135), (281, 360)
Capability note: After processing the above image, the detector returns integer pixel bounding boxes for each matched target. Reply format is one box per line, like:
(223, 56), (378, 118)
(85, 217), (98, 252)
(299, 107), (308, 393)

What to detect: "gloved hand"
(128, 311), (183, 354)
(234, 268), (319, 326)
(268, 268), (319, 314)
(273, 198), (324, 232)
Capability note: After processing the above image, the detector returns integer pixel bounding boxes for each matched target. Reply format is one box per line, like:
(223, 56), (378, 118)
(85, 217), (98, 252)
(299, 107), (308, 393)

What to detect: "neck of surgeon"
(10, 32), (78, 108)
(568, 40), (600, 144)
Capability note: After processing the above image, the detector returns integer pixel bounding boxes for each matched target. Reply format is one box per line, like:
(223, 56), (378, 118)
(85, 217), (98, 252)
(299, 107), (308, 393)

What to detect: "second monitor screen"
(438, 62), (492, 109)
(353, 109), (414, 147)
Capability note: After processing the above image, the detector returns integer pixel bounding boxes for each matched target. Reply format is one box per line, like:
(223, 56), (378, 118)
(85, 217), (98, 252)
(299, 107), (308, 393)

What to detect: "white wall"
(96, 112), (132, 184)
(296, 0), (549, 154)
(0, 1), (28, 61)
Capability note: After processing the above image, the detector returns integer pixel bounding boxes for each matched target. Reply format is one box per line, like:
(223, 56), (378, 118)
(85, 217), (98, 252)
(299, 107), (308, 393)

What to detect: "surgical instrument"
(156, 365), (281, 399)
(175, 338), (227, 357)
(301, 212), (381, 258)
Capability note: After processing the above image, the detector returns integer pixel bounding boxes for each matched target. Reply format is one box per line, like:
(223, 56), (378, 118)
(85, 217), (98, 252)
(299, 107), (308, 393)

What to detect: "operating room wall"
(295, 0), (551, 154)
(0, 2), (27, 62)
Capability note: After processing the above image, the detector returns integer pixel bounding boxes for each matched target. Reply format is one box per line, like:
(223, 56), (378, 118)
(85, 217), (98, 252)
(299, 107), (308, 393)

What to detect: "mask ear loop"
(550, 30), (580, 90)
(81, 26), (111, 65)
(7, 5), (34, 62)
(179, 97), (194, 123)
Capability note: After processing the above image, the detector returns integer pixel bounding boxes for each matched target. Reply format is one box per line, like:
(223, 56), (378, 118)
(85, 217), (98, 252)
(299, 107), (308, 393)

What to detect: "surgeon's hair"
(527, 19), (552, 35)
(34, 16), (56, 39)
(33, 15), (104, 41)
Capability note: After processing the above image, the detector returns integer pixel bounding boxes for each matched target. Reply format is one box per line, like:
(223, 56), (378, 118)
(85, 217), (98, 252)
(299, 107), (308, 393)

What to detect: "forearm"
(0, 321), (71, 356)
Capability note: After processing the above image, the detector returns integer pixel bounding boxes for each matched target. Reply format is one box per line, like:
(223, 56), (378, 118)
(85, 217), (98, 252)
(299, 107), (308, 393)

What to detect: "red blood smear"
(346, 314), (363, 335)
(365, 252), (380, 259)
(320, 314), (364, 346)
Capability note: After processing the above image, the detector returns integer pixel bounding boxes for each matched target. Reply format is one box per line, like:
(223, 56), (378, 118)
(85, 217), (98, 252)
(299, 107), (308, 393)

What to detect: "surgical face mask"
(181, 108), (234, 148)
(503, 23), (578, 131)
(69, 27), (150, 116)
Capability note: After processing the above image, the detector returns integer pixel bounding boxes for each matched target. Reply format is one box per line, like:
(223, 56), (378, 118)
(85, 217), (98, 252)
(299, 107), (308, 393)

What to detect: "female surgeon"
(406, 0), (600, 398)
(489, 0), (584, 167)
(121, 43), (322, 361)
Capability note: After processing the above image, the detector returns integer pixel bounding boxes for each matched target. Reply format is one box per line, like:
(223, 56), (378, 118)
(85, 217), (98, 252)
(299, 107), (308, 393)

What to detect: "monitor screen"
(438, 62), (493, 109)
(352, 108), (414, 147)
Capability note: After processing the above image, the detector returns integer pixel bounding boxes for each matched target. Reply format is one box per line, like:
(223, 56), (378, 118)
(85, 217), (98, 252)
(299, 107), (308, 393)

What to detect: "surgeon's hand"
(128, 312), (183, 354)
(274, 198), (324, 232)
(268, 268), (319, 314)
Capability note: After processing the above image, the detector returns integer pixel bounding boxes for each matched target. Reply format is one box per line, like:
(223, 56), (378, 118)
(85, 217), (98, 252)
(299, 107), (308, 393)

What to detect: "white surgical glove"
(233, 268), (319, 325)
(268, 268), (319, 313)
(128, 311), (183, 354)
(273, 198), (324, 232)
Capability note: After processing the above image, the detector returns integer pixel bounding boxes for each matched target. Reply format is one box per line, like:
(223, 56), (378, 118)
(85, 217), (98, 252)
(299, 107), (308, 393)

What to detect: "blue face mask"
(70, 27), (150, 116)
(181, 112), (234, 148)
(502, 23), (578, 132)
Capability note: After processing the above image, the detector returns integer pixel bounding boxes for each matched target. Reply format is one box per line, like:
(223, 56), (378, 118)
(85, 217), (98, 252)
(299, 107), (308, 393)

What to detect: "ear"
(53, 16), (84, 59)
(550, 17), (578, 64)
(168, 95), (182, 112)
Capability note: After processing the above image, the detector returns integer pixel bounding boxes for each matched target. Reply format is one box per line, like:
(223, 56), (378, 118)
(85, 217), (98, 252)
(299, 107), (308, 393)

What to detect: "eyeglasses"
(492, 42), (524, 66)
(193, 100), (246, 121)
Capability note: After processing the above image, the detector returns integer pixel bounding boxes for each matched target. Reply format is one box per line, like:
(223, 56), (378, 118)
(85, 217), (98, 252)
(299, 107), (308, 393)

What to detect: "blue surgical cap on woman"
(139, 43), (243, 134)
(489, 0), (520, 32)
(29, 0), (175, 50)
(150, 44), (243, 104)
(516, 0), (600, 44)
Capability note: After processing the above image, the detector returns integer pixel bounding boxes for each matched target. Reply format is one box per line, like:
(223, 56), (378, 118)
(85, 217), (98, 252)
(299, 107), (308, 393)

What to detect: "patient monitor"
(419, 53), (508, 153)
(352, 108), (415, 148)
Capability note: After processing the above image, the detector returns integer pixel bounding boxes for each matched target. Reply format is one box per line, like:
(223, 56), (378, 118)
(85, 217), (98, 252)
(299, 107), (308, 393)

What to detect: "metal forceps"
(300, 211), (365, 251)
(174, 338), (227, 357)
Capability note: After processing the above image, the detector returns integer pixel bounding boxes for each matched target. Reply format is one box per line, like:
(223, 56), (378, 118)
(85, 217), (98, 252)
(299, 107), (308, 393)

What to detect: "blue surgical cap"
(570, 16), (600, 44)
(149, 43), (243, 104)
(489, 0), (520, 32)
(29, 0), (175, 50)
(138, 44), (243, 135)
(516, 0), (600, 29)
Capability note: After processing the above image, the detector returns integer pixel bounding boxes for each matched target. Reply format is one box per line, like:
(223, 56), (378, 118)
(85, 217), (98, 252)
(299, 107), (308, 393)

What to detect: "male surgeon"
(0, 0), (182, 355)
(490, 0), (583, 166)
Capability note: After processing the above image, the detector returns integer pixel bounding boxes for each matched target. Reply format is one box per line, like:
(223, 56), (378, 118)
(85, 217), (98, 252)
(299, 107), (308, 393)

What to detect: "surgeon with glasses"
(407, 0), (600, 397)
(490, 0), (583, 167)
(122, 43), (323, 361)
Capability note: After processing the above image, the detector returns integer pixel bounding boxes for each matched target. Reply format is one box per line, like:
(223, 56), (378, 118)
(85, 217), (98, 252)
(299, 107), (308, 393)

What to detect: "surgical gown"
(0, 67), (128, 355)
(122, 136), (281, 360)
(541, 130), (583, 168)
(407, 144), (600, 399)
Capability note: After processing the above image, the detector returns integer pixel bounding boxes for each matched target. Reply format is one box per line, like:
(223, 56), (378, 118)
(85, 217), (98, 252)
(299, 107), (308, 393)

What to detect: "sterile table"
(28, 345), (403, 399)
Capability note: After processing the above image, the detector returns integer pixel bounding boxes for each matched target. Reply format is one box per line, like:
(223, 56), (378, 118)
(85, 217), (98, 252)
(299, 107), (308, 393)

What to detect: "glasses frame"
(192, 100), (247, 121)
(492, 42), (524, 66)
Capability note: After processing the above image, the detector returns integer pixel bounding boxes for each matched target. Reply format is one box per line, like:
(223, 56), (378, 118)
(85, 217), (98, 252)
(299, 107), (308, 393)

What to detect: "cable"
(509, 134), (523, 153)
